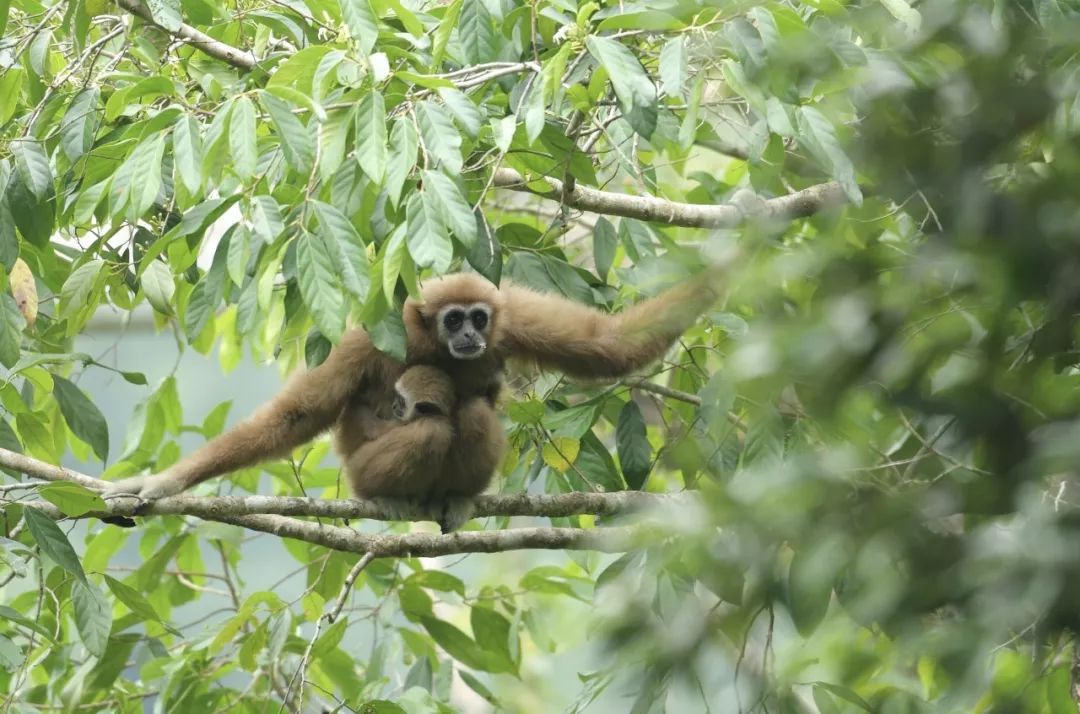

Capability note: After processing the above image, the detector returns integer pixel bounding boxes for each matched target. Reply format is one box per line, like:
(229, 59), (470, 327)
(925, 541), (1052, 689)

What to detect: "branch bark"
(0, 448), (690, 557)
(492, 168), (847, 228)
(114, 0), (256, 70)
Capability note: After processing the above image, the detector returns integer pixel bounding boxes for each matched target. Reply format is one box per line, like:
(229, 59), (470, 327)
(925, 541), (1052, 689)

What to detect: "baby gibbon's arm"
(106, 330), (385, 499)
(499, 268), (720, 378)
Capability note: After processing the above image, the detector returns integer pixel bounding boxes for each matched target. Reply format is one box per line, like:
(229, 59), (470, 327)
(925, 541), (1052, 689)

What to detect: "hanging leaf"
(229, 96), (258, 181)
(355, 90), (388, 183)
(0, 294), (24, 368)
(72, 580), (111, 657)
(146, 0), (182, 31)
(296, 232), (346, 341)
(796, 106), (862, 204)
(405, 191), (452, 272)
(11, 139), (51, 200)
(172, 114), (203, 195)
(421, 170), (477, 246)
(416, 101), (463, 174)
(52, 375), (110, 462)
(60, 88), (101, 162)
(616, 401), (652, 489)
(658, 37), (687, 99)
(585, 36), (657, 137)
(459, 0), (497, 64)
(141, 259), (175, 315)
(593, 217), (616, 280)
(311, 201), (370, 301)
(341, 0), (379, 55)
(385, 118), (418, 206)
(23, 508), (87, 583)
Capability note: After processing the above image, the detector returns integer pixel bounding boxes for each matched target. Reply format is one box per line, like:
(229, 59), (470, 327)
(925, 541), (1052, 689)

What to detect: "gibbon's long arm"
(106, 330), (383, 499)
(346, 418), (454, 498)
(499, 268), (720, 378)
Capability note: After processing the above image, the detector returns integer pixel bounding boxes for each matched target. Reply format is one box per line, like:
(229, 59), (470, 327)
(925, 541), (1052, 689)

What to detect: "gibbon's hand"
(103, 470), (187, 500)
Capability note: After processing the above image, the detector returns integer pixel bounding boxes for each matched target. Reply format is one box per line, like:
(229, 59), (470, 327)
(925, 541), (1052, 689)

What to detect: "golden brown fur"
(105, 268), (720, 512)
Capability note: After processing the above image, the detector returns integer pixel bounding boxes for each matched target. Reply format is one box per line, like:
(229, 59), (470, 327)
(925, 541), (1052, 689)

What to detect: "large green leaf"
(23, 508), (87, 583)
(52, 375), (110, 462)
(616, 401), (652, 489)
(385, 117), (418, 206)
(72, 580), (111, 658)
(311, 201), (370, 301)
(421, 170), (477, 246)
(341, 0), (379, 55)
(415, 101), (462, 174)
(296, 232), (346, 341)
(586, 35), (657, 137)
(355, 90), (387, 183)
(60, 88), (101, 162)
(229, 96), (258, 181)
(405, 191), (452, 272)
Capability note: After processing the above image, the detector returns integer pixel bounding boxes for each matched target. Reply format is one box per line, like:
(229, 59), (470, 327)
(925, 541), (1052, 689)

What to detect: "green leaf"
(23, 508), (87, 583)
(341, 0), (379, 55)
(544, 402), (598, 438)
(141, 259), (175, 315)
(312, 201), (370, 301)
(0, 0), (10, 53)
(593, 217), (616, 279)
(0, 293), (24, 368)
(385, 117), (418, 206)
(103, 574), (165, 623)
(172, 114), (203, 195)
(251, 195), (285, 243)
(466, 211), (501, 284)
(0, 67), (22, 126)
(470, 606), (516, 674)
(881, 0), (922, 32)
(5, 172), (52, 246)
(586, 35), (657, 137)
(406, 191), (452, 272)
(431, 0), (462, 66)
(261, 93), (315, 174)
(146, 0), (182, 31)
(39, 483), (107, 518)
(268, 46), (333, 95)
(405, 570), (465, 596)
(787, 545), (834, 637)
(117, 133), (165, 221)
(796, 106), (861, 204)
(72, 580), (111, 657)
(1048, 666), (1079, 714)
(60, 88), (101, 162)
(616, 401), (652, 489)
(355, 90), (388, 183)
(11, 139), (51, 200)
(421, 170), (477, 246)
(507, 398), (545, 424)
(420, 616), (490, 671)
(659, 37), (687, 99)
(296, 233), (346, 341)
(416, 101), (462, 174)
(522, 78), (545, 144)
(229, 96), (258, 181)
(368, 305), (407, 363)
(459, 0), (497, 64)
(227, 224), (252, 286)
(52, 375), (110, 462)
(437, 88), (483, 138)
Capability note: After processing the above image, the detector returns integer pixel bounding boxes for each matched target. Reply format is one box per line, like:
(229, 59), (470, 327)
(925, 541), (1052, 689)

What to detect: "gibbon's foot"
(437, 498), (476, 534)
(103, 471), (186, 501)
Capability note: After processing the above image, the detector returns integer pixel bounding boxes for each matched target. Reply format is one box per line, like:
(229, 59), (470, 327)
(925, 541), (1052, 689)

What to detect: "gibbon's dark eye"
(415, 401), (442, 416)
(443, 310), (465, 331)
(470, 309), (488, 331)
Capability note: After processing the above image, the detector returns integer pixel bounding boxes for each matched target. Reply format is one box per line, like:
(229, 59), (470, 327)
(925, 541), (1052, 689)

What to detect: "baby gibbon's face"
(436, 302), (492, 360)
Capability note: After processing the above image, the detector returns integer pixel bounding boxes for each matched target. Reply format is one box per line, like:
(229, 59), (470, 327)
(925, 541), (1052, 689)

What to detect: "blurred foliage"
(1, 0), (1080, 711)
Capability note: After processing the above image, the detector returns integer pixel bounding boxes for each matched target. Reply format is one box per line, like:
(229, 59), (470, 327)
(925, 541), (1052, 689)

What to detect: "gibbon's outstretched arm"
(498, 268), (720, 378)
(106, 330), (385, 499)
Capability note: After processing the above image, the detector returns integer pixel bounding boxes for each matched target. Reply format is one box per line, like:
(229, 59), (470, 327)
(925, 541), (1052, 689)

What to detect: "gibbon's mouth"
(449, 342), (485, 359)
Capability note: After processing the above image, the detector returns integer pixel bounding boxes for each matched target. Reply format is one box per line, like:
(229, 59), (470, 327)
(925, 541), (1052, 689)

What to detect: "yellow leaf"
(542, 437), (580, 472)
(9, 258), (37, 327)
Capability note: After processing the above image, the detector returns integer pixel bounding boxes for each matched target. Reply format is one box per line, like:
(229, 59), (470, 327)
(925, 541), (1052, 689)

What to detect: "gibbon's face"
(392, 385), (447, 422)
(436, 302), (492, 360)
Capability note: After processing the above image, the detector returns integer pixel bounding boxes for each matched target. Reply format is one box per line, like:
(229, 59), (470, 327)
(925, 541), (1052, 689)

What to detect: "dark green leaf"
(422, 170), (477, 246)
(0, 293), (24, 368)
(229, 96), (258, 181)
(420, 616), (489, 671)
(23, 508), (87, 583)
(311, 201), (369, 301)
(471, 606), (516, 674)
(261, 93), (315, 173)
(103, 574), (166, 623)
(586, 36), (657, 137)
(52, 374), (110, 462)
(305, 329), (332, 367)
(11, 139), (51, 200)
(385, 117), (418, 206)
(593, 217), (616, 280)
(616, 401), (652, 489)
(459, 0), (497, 64)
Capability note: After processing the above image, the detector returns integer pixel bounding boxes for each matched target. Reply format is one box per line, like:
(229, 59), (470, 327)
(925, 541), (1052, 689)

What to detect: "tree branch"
(492, 168), (847, 228)
(0, 448), (689, 556)
(114, 0), (256, 70)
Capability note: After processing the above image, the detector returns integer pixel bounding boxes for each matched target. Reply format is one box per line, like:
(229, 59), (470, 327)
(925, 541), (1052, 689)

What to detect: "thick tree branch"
(492, 168), (847, 228)
(0, 448), (688, 556)
(114, 0), (256, 70)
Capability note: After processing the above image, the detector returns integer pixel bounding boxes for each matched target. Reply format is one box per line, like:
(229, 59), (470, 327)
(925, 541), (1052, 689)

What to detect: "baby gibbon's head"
(392, 366), (456, 421)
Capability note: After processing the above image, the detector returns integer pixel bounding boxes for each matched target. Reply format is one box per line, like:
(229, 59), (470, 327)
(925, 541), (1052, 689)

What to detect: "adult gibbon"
(105, 269), (721, 505)
(342, 364), (505, 502)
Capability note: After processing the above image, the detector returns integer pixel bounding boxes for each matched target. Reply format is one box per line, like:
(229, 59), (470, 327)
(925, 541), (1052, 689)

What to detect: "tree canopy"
(3, 0), (1080, 711)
